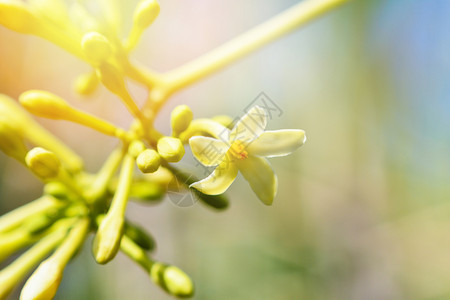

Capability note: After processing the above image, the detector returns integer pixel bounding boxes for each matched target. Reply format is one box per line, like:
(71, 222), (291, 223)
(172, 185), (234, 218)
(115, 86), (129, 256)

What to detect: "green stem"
(163, 0), (350, 93)
(0, 196), (61, 234)
(85, 146), (126, 203)
(0, 221), (72, 299)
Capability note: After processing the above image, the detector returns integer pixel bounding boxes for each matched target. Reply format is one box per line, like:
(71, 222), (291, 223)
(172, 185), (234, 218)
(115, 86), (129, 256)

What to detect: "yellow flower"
(189, 106), (306, 205)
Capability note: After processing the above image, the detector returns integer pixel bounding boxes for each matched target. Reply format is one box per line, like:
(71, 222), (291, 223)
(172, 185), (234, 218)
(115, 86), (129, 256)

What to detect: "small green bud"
(0, 117), (27, 161)
(150, 263), (194, 298)
(22, 213), (55, 235)
(129, 180), (165, 202)
(93, 213), (124, 264)
(25, 147), (61, 179)
(133, 0), (160, 29)
(44, 182), (71, 201)
(171, 105), (193, 136)
(74, 72), (99, 96)
(128, 140), (146, 158)
(124, 222), (155, 251)
(95, 63), (126, 96)
(81, 32), (113, 66)
(19, 90), (71, 120)
(20, 259), (63, 300)
(136, 149), (161, 173)
(157, 137), (184, 163)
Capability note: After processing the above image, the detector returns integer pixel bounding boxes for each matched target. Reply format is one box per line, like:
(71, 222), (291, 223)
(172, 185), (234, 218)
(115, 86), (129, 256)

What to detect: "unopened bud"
(0, 117), (27, 161)
(19, 90), (71, 120)
(136, 149), (160, 173)
(129, 180), (165, 202)
(22, 213), (55, 235)
(128, 140), (146, 158)
(150, 263), (194, 298)
(157, 137), (184, 162)
(171, 105), (193, 136)
(96, 63), (126, 96)
(124, 222), (155, 251)
(93, 213), (124, 264)
(25, 147), (61, 179)
(133, 0), (160, 29)
(44, 182), (71, 201)
(81, 32), (113, 66)
(74, 72), (99, 96)
(20, 259), (62, 300)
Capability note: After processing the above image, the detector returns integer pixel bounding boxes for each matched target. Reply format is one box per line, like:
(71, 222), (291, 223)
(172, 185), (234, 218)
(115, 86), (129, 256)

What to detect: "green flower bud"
(44, 182), (72, 201)
(25, 147), (61, 179)
(81, 32), (113, 66)
(22, 213), (55, 235)
(157, 137), (184, 162)
(136, 149), (161, 173)
(0, 117), (27, 161)
(20, 259), (63, 300)
(95, 63), (126, 96)
(128, 140), (146, 158)
(129, 180), (165, 202)
(133, 0), (160, 29)
(171, 105), (193, 136)
(124, 222), (155, 251)
(74, 72), (99, 96)
(19, 90), (72, 120)
(93, 212), (124, 264)
(150, 263), (194, 298)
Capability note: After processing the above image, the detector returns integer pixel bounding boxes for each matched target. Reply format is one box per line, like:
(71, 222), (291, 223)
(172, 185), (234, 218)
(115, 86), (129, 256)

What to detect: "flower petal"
(247, 129), (306, 157)
(190, 159), (238, 195)
(189, 136), (229, 167)
(230, 106), (267, 144)
(236, 155), (277, 205)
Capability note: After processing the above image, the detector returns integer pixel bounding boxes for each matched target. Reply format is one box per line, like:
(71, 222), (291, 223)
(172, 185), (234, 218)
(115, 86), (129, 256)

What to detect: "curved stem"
(162, 0), (349, 93)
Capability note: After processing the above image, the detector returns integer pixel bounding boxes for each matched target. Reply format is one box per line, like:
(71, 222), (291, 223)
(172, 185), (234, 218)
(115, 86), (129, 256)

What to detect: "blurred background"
(1, 0), (450, 299)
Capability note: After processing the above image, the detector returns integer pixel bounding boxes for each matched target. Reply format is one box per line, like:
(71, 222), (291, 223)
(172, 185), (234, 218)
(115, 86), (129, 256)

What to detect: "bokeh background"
(1, 0), (450, 299)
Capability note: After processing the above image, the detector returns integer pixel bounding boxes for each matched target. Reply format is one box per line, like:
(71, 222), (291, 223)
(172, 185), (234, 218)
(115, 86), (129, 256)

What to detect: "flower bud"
(136, 149), (160, 173)
(93, 212), (124, 264)
(150, 263), (194, 298)
(124, 222), (155, 251)
(22, 213), (55, 235)
(81, 32), (113, 66)
(171, 105), (193, 136)
(157, 137), (184, 162)
(44, 182), (71, 201)
(20, 218), (89, 300)
(20, 259), (62, 300)
(133, 0), (160, 29)
(128, 140), (146, 158)
(129, 180), (165, 202)
(95, 63), (126, 96)
(19, 90), (71, 120)
(0, 117), (27, 161)
(20, 90), (125, 138)
(25, 147), (61, 179)
(74, 72), (99, 96)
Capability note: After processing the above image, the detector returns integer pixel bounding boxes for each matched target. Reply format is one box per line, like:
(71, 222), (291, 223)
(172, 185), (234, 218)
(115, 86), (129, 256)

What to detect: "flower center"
(229, 140), (248, 160)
